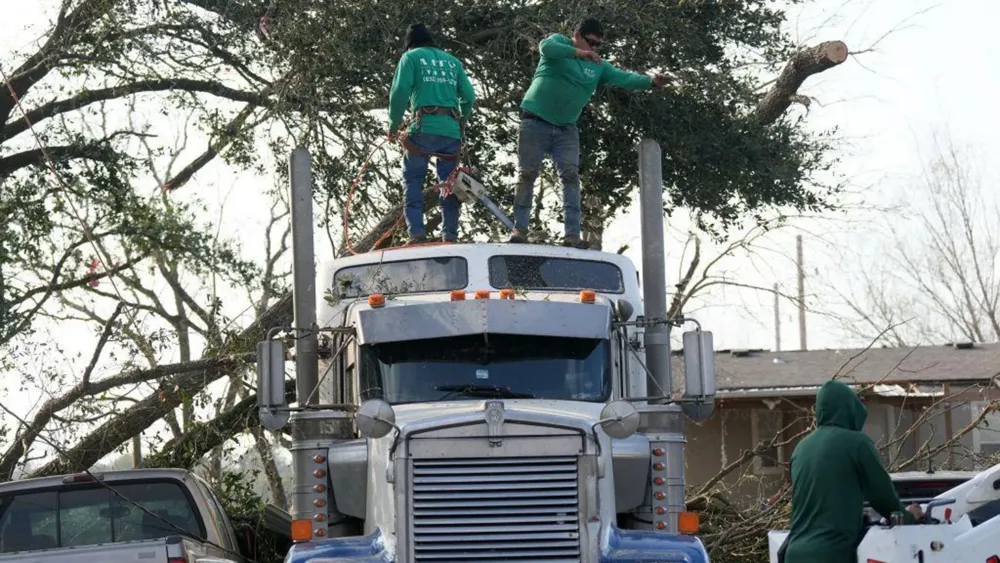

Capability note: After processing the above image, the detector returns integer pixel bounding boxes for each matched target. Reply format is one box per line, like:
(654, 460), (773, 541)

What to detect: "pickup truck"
(0, 468), (245, 563)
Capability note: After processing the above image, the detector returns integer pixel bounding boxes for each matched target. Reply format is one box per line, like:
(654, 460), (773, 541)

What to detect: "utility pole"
(774, 283), (781, 352)
(796, 234), (807, 351)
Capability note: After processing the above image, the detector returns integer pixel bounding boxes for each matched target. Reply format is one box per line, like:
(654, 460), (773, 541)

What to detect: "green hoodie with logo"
(784, 380), (914, 563)
(388, 46), (476, 140)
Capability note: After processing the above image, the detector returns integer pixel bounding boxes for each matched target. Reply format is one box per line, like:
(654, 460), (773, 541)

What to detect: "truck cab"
(256, 141), (717, 563)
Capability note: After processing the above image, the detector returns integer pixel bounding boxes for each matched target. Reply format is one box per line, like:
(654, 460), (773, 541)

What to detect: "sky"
(1, 0), (998, 461)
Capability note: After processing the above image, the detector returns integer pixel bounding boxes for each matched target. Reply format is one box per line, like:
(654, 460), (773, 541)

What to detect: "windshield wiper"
(434, 384), (536, 400)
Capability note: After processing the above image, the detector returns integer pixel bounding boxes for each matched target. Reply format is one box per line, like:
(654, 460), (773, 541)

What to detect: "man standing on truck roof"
(509, 18), (673, 249)
(388, 22), (476, 245)
(781, 380), (924, 563)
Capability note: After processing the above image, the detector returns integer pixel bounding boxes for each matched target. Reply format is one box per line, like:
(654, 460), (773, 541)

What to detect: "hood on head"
(815, 379), (867, 431)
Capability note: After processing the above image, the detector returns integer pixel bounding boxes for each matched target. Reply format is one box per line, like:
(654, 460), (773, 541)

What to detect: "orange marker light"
(368, 294), (385, 308)
(654, 477), (664, 486)
(655, 492), (665, 501)
(450, 290), (466, 301)
(678, 512), (700, 534)
(656, 507), (665, 515)
(653, 448), (664, 456)
(580, 289), (596, 303)
(313, 454), (326, 463)
(475, 289), (490, 299)
(499, 289), (515, 300)
(314, 469), (326, 478)
(654, 463), (664, 471)
(656, 521), (666, 530)
(291, 519), (312, 541)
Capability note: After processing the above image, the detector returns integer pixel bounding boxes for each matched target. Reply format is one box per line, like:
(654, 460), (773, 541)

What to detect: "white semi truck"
(256, 139), (718, 562)
(768, 460), (1000, 563)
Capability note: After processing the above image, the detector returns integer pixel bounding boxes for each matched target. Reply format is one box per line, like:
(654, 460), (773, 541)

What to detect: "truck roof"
(0, 468), (198, 494)
(325, 241), (638, 271)
(889, 470), (978, 481)
(318, 242), (643, 323)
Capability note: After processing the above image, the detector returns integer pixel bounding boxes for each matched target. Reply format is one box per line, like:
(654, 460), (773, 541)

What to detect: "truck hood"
(391, 399), (607, 429)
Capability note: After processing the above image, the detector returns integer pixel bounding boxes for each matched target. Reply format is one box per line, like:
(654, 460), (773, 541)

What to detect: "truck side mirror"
(598, 400), (640, 439)
(356, 399), (397, 439)
(613, 298), (635, 322)
(681, 329), (716, 422)
(257, 339), (290, 430)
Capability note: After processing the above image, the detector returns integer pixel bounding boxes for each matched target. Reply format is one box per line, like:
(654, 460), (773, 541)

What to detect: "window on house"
(973, 401), (1000, 460)
(752, 408), (785, 475)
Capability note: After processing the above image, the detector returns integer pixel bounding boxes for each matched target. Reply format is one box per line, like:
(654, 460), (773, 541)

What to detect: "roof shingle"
(667, 342), (1000, 391)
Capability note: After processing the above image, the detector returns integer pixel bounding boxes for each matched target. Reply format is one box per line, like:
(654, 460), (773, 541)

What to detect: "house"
(669, 342), (1000, 505)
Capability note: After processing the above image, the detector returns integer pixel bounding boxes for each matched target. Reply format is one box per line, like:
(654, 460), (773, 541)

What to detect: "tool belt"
(400, 105), (464, 161)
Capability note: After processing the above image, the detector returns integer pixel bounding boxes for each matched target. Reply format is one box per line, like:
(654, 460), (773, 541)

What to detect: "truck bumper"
(285, 527), (710, 563)
(602, 527), (710, 563)
(284, 529), (392, 563)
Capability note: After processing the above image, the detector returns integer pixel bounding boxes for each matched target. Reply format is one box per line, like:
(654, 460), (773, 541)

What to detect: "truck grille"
(410, 456), (581, 561)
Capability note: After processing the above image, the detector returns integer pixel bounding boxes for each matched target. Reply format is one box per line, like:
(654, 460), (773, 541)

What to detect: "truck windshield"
(0, 481), (204, 553)
(359, 333), (611, 404)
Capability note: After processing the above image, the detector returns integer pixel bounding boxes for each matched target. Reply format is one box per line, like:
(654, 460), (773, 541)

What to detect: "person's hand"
(652, 72), (676, 88)
(905, 504), (925, 521)
(387, 130), (398, 142)
(575, 49), (601, 64)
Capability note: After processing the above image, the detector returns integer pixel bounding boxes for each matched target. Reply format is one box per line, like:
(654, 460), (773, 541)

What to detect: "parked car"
(0, 468), (247, 563)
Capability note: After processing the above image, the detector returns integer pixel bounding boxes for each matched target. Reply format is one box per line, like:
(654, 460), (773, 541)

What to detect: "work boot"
(442, 235), (457, 244)
(405, 235), (428, 246)
(562, 235), (590, 250)
(508, 229), (528, 244)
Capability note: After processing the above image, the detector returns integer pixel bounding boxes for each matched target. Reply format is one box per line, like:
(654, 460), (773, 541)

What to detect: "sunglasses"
(584, 36), (602, 49)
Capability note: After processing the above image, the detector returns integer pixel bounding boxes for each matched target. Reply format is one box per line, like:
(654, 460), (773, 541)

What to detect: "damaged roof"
(668, 341), (1000, 393)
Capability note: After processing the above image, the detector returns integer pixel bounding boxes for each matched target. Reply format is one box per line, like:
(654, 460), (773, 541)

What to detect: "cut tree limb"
(753, 41), (848, 125)
(27, 353), (257, 477)
(142, 380), (295, 470)
(26, 292), (293, 477)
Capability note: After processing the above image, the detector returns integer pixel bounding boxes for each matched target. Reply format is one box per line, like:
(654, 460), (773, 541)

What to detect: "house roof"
(667, 341), (1000, 395)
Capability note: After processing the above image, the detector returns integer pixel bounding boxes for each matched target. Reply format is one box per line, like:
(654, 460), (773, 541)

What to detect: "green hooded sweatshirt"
(520, 33), (653, 127)
(784, 380), (914, 563)
(387, 46), (476, 140)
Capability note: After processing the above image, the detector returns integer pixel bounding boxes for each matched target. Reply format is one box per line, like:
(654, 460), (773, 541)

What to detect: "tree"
(179, 0), (848, 248)
(825, 131), (1000, 346)
(2, 0), (853, 486)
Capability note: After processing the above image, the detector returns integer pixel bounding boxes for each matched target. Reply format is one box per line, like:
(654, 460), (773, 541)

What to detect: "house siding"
(683, 399), (994, 507)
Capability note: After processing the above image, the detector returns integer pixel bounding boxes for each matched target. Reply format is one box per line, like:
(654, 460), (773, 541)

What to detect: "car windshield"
(358, 333), (612, 405)
(0, 481), (204, 553)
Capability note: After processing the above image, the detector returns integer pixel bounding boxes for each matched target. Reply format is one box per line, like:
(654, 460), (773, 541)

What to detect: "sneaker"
(562, 235), (590, 250)
(508, 229), (528, 244)
(405, 235), (428, 246)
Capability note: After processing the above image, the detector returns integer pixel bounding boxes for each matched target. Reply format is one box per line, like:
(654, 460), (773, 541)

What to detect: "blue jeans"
(402, 133), (462, 240)
(513, 116), (582, 238)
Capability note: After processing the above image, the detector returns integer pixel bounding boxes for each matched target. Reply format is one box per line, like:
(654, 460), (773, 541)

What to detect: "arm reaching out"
(599, 61), (654, 90)
(856, 436), (915, 524)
